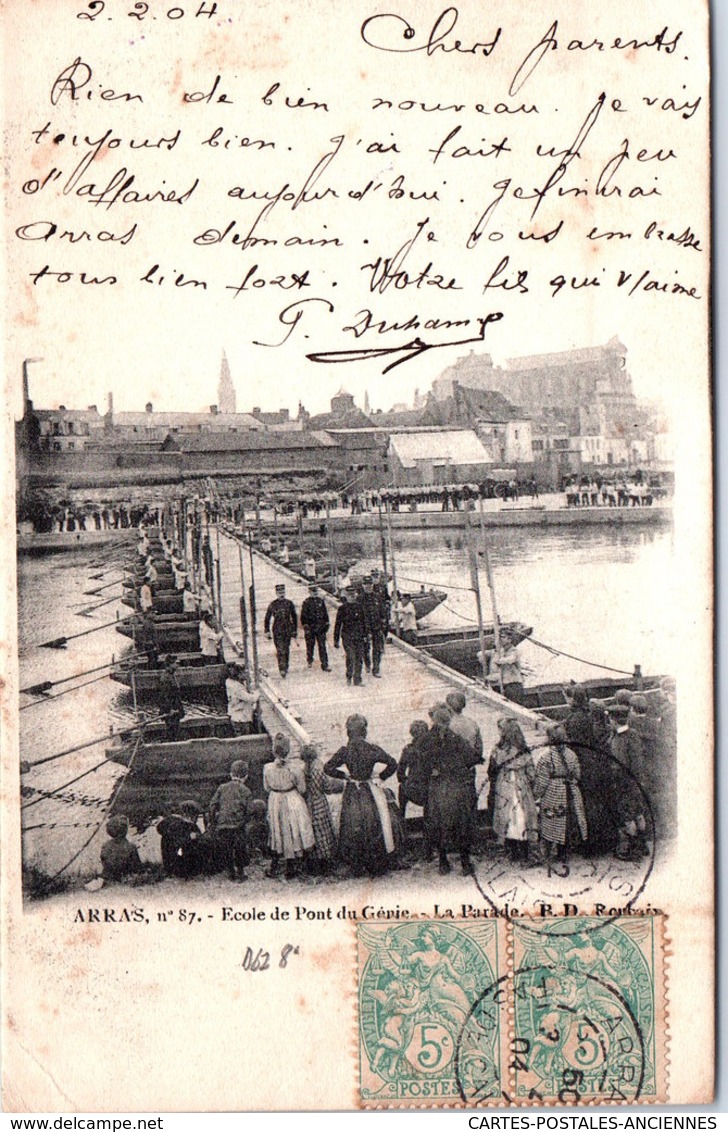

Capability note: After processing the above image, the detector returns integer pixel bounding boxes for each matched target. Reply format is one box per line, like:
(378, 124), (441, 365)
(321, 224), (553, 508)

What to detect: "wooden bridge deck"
(216, 530), (546, 783)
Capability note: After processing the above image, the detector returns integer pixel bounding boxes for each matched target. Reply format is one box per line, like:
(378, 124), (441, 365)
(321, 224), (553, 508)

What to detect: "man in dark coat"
(333, 589), (367, 686)
(158, 656), (184, 740)
(360, 575), (386, 678)
(300, 583), (331, 671)
(135, 613), (159, 670)
(264, 583), (298, 677)
(422, 706), (482, 876)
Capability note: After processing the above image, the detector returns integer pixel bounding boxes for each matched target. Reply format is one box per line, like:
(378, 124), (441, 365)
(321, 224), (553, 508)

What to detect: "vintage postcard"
(1, 0), (713, 1111)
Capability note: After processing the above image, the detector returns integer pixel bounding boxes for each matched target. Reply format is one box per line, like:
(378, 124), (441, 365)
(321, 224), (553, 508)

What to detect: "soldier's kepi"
(264, 583), (298, 678)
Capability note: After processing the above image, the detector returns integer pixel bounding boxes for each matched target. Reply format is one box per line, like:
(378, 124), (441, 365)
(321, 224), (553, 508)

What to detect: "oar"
(38, 615), (136, 650)
(20, 714), (162, 772)
(20, 660), (114, 697)
(75, 593), (127, 617)
(83, 577), (124, 596)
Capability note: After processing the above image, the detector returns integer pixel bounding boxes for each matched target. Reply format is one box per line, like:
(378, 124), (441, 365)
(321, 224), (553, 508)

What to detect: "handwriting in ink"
(50, 58), (143, 105)
(361, 7), (501, 58)
(361, 217), (461, 295)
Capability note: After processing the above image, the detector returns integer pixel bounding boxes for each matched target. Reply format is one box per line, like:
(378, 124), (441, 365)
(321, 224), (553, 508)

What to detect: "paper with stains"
(1, 0), (712, 1110)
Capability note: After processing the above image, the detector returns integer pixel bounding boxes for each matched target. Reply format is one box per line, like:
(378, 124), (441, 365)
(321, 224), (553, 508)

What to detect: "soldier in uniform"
(360, 575), (386, 678)
(300, 583), (331, 671)
(264, 583), (298, 677)
(333, 588), (368, 686)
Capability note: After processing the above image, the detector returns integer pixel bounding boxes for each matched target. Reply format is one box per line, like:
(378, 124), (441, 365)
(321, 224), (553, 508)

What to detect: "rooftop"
(389, 429), (491, 467)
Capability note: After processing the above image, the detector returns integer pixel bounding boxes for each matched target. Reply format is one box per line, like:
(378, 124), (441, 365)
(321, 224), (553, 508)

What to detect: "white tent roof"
(389, 430), (491, 468)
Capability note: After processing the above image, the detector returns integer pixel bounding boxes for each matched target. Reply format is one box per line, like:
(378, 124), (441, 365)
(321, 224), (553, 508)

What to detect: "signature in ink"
(306, 311), (503, 374)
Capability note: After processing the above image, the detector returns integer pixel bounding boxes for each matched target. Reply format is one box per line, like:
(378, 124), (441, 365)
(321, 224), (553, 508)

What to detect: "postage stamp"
(510, 916), (667, 1104)
(356, 916), (667, 1107)
(356, 920), (505, 1107)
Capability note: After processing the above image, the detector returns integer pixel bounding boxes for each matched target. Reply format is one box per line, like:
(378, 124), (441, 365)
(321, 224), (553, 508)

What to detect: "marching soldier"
(333, 588), (368, 686)
(264, 583), (298, 678)
(300, 583), (331, 671)
(360, 575), (386, 678)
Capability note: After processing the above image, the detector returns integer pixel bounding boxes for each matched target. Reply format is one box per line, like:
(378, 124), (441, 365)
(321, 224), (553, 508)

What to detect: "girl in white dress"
(263, 734), (315, 878)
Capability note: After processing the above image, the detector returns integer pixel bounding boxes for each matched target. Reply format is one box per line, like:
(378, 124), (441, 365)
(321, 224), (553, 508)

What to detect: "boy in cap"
(264, 583), (298, 677)
(209, 761), (253, 882)
(100, 815), (143, 883)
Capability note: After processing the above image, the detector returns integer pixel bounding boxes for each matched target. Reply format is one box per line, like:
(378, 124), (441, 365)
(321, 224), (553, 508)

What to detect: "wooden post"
(377, 498), (388, 576)
(477, 495), (502, 691)
(237, 540), (252, 691)
(325, 498), (338, 592)
(246, 528), (260, 687)
(465, 506), (489, 687)
(385, 497), (401, 637)
(215, 522), (224, 627)
(297, 500), (305, 560)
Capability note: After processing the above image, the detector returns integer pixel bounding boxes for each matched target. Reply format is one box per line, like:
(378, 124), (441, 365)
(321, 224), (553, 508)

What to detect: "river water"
(324, 521), (676, 686)
(16, 520), (675, 888)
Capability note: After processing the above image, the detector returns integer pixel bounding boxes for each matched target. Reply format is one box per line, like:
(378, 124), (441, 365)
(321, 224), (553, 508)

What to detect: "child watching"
(209, 760), (252, 882)
(157, 800), (203, 878)
(100, 815), (143, 883)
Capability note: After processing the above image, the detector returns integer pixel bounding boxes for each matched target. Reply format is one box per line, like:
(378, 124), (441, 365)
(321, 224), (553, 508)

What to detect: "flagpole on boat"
(477, 494), (503, 693)
(465, 504), (489, 687)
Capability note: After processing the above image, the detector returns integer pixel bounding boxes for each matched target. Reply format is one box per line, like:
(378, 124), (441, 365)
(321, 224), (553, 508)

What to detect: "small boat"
(416, 621), (532, 677)
(123, 580), (178, 596)
(410, 589), (448, 622)
(107, 732), (273, 825)
(521, 673), (665, 719)
(121, 591), (184, 614)
(107, 714), (236, 763)
(116, 615), (201, 651)
(110, 661), (228, 695)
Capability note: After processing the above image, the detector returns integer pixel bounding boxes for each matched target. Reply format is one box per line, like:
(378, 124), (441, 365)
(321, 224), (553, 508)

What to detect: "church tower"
(218, 351), (236, 413)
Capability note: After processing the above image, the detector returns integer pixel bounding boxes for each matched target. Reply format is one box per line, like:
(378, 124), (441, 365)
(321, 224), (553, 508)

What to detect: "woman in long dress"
(488, 717), (538, 864)
(563, 685), (618, 855)
(324, 715), (399, 876)
(263, 734), (315, 878)
(300, 743), (345, 872)
(533, 725), (588, 865)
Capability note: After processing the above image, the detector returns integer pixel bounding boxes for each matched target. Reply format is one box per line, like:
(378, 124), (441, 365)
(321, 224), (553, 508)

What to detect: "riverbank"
(298, 502), (672, 533)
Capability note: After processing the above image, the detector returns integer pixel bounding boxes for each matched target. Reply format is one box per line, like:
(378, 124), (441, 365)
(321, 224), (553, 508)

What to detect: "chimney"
(210, 404), (219, 415)
(280, 408), (289, 421)
(59, 405), (66, 411)
(253, 406), (261, 416)
(145, 402), (153, 413)
(88, 404), (97, 413)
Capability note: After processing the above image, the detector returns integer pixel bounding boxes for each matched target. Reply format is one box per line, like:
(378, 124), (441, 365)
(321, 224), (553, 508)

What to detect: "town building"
(387, 429), (492, 487)
(107, 400), (263, 442)
(160, 429), (339, 477)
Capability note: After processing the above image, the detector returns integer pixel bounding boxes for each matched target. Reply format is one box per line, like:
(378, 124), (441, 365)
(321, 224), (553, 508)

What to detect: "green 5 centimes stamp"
(511, 916), (667, 1104)
(357, 921), (505, 1107)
